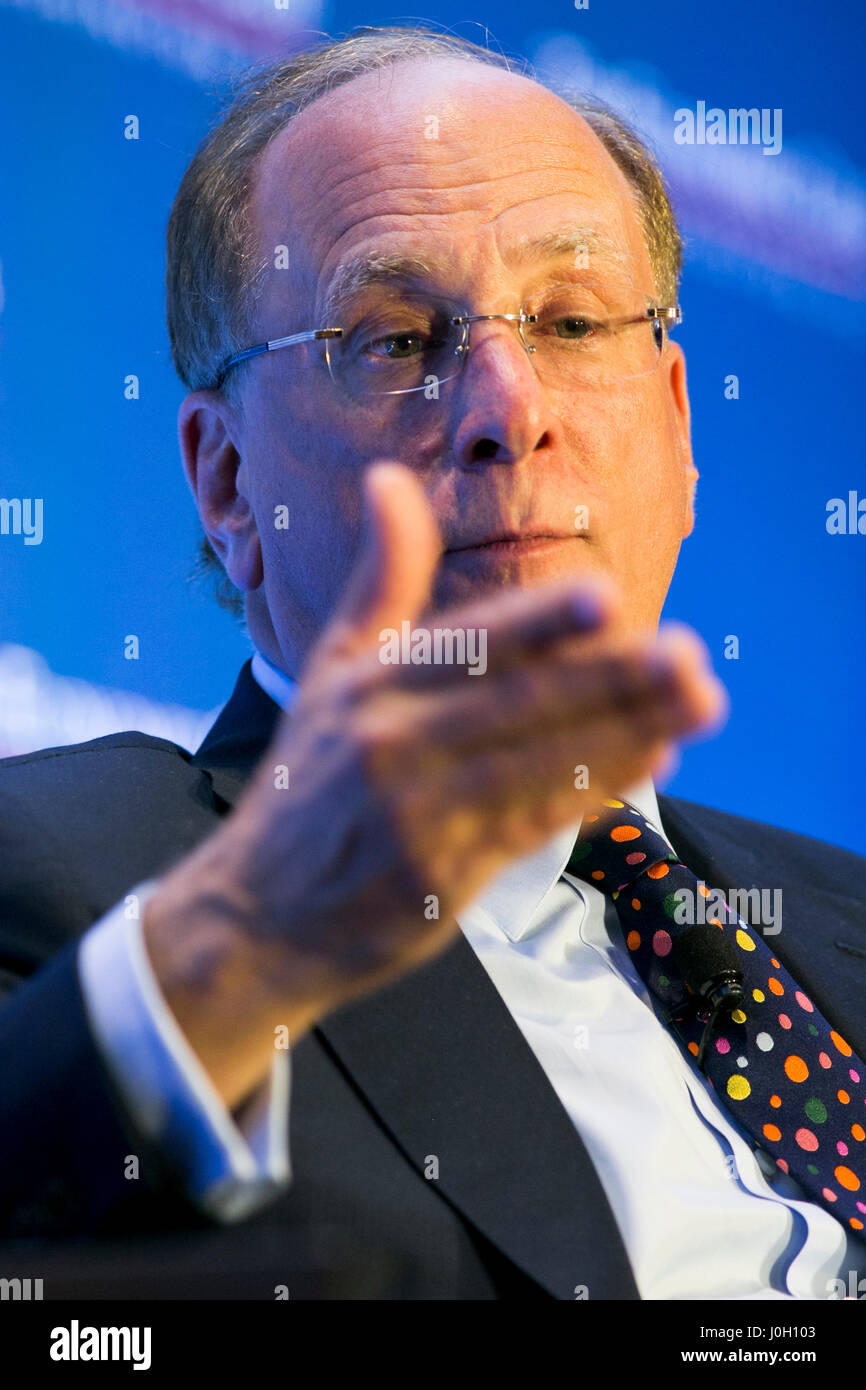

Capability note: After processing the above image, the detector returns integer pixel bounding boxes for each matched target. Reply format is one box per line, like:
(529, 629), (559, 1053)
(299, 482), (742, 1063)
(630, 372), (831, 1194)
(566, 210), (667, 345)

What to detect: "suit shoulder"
(0, 732), (220, 951)
(0, 730), (188, 773)
(0, 731), (207, 849)
(662, 793), (866, 891)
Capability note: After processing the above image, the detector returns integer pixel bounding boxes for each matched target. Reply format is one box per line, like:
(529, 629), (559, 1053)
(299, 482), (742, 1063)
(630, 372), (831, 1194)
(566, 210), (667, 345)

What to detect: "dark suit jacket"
(2, 659), (865, 1299)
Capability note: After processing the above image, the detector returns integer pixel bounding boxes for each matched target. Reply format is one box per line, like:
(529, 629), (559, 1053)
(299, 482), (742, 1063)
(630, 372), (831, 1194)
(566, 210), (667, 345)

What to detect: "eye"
(351, 310), (451, 363)
(550, 314), (598, 341)
(526, 287), (606, 343)
(525, 275), (648, 340)
(366, 331), (429, 360)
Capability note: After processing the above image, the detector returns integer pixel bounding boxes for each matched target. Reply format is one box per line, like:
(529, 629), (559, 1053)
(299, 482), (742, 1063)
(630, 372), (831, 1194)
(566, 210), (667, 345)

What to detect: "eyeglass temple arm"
(609, 306), (682, 328)
(648, 306), (682, 324)
(216, 328), (343, 385)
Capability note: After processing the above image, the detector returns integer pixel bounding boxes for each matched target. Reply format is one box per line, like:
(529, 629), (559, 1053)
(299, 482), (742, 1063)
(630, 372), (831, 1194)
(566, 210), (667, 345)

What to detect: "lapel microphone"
(667, 924), (747, 1069)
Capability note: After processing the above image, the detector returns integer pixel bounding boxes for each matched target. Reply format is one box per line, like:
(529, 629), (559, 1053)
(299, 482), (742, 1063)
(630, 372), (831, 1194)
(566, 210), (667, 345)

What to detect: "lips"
(446, 532), (575, 552)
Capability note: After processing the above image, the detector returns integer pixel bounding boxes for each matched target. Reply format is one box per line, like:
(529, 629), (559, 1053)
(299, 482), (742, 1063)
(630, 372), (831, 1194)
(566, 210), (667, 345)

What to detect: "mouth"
(445, 534), (580, 556)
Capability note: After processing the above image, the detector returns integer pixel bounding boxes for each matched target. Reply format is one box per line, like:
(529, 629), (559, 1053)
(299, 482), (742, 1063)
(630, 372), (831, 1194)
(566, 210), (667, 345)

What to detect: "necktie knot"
(566, 798), (679, 896)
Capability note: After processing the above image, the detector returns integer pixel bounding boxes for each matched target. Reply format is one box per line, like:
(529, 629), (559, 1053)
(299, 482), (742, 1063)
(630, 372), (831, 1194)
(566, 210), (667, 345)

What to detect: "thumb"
(311, 461), (442, 669)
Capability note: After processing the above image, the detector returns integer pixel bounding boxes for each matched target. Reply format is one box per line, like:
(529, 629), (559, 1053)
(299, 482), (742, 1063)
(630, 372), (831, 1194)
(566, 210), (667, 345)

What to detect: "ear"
(665, 342), (699, 538)
(178, 391), (263, 592)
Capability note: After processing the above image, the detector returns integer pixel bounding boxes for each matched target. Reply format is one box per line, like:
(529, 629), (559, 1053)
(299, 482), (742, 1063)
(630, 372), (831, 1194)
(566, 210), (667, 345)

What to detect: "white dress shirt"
(77, 648), (866, 1297)
(79, 889), (290, 1222)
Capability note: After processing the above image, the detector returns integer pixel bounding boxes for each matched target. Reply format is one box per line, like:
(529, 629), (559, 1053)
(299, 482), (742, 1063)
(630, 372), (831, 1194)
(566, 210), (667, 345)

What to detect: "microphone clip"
(666, 973), (747, 1072)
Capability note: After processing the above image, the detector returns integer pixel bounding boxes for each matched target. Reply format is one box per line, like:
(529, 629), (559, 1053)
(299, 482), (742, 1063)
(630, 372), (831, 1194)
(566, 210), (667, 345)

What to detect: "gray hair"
(166, 23), (682, 618)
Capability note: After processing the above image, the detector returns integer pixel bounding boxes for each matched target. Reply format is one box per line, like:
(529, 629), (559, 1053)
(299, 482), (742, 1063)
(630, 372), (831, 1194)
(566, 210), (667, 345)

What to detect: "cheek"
(559, 391), (649, 495)
(245, 385), (364, 524)
(251, 456), (366, 621)
(589, 383), (684, 485)
(560, 390), (688, 545)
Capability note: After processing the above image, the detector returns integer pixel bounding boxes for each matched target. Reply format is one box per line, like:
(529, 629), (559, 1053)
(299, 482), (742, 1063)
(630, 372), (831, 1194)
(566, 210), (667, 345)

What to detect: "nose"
(449, 317), (559, 469)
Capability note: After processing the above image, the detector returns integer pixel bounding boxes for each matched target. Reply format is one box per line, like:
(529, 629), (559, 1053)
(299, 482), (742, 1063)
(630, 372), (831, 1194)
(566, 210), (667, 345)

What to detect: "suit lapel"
(317, 929), (641, 1299)
(190, 659), (281, 805)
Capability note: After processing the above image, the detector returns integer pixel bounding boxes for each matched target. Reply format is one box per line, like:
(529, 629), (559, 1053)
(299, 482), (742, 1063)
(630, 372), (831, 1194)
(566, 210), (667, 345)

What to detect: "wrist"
(141, 839), (324, 1109)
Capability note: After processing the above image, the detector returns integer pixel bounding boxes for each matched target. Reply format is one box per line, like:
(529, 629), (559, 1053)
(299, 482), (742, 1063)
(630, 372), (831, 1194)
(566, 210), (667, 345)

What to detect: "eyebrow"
(319, 225), (630, 323)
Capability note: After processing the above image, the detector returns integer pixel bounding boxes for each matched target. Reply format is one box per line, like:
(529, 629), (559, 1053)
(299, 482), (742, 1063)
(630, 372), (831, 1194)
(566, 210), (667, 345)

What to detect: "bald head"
(249, 56), (657, 337)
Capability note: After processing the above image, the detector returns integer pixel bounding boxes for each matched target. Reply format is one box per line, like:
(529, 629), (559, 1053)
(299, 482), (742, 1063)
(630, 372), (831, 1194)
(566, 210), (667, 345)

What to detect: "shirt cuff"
(77, 881), (291, 1223)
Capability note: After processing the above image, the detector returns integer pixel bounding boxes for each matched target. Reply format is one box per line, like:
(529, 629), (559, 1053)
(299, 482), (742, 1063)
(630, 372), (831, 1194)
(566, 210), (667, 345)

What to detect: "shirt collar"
(248, 647), (667, 945)
(250, 649), (299, 713)
(473, 777), (665, 943)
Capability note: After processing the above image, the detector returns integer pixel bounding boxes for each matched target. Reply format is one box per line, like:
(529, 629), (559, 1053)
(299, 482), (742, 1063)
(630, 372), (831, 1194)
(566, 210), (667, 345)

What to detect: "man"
(2, 25), (865, 1301)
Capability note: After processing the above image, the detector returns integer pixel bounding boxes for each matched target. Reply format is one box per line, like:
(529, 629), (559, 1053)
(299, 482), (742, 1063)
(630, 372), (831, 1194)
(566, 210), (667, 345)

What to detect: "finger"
(309, 461), (442, 670)
(370, 570), (619, 688)
(357, 624), (727, 760)
(394, 712), (681, 899)
(429, 693), (702, 820)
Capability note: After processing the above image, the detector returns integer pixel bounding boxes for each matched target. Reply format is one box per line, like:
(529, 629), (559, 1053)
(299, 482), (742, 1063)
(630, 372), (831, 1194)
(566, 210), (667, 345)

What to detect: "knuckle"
(350, 696), (411, 772)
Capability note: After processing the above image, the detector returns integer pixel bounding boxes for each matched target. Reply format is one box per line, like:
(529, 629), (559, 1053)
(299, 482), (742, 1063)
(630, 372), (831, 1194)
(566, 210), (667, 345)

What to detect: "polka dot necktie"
(565, 797), (866, 1237)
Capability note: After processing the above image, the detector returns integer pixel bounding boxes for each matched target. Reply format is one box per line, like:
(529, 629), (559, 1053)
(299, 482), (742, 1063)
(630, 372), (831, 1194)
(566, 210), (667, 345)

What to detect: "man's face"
(186, 57), (697, 674)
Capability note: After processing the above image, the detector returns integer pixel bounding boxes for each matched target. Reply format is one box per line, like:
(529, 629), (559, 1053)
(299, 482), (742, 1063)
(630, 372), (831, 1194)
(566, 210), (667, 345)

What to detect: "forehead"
(248, 57), (654, 318)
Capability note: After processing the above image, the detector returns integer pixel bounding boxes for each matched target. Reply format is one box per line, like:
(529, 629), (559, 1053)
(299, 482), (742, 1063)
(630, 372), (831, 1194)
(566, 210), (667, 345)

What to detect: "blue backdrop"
(1, 0), (864, 850)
